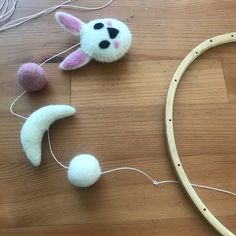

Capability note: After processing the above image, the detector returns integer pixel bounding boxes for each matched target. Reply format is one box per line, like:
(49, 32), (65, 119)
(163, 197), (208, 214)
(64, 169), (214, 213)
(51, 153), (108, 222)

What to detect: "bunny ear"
(59, 48), (91, 70)
(55, 12), (85, 36)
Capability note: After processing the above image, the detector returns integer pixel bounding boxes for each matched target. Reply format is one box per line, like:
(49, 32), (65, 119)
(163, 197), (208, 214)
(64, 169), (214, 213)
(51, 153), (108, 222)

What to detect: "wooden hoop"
(165, 32), (235, 236)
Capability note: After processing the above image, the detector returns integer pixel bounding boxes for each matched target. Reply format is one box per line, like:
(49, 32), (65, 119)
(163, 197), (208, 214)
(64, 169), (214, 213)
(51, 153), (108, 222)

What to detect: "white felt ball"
(67, 154), (101, 187)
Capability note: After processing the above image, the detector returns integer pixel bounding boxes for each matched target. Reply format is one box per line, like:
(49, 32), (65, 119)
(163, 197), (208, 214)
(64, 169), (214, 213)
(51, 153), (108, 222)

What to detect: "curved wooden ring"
(165, 32), (235, 236)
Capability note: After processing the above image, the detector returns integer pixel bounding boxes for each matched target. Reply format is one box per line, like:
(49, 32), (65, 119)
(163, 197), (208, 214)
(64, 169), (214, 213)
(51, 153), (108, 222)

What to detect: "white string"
(40, 42), (80, 67)
(0, 0), (9, 19)
(191, 183), (236, 196)
(9, 90), (27, 119)
(0, 0), (114, 32)
(0, 0), (10, 20)
(0, 0), (71, 31)
(62, 0), (114, 10)
(101, 167), (236, 197)
(153, 180), (179, 185)
(41, 42), (81, 168)
(0, 0), (18, 23)
(47, 130), (68, 169)
(0, 0), (7, 12)
(102, 167), (156, 182)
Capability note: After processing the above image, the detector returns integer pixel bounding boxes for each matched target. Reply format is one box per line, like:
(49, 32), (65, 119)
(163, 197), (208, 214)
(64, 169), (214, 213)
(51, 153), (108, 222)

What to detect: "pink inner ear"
(62, 49), (87, 69)
(58, 13), (82, 33)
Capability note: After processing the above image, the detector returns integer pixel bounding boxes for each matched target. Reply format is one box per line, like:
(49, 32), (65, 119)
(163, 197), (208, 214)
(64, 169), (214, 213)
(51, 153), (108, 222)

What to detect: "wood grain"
(0, 0), (236, 235)
(165, 33), (236, 235)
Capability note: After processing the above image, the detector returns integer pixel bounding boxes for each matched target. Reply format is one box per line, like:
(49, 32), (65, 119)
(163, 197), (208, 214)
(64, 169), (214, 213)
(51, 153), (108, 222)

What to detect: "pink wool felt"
(17, 63), (48, 92)
(60, 49), (89, 70)
(113, 40), (120, 48)
(57, 12), (82, 33)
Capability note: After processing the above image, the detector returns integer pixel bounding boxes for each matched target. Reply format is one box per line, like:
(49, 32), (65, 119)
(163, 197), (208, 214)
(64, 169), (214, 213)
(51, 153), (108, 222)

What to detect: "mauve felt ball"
(17, 63), (48, 92)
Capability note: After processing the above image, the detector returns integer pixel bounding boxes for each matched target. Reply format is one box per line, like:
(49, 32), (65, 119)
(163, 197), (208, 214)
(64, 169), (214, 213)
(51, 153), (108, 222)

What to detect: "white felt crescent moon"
(21, 105), (76, 167)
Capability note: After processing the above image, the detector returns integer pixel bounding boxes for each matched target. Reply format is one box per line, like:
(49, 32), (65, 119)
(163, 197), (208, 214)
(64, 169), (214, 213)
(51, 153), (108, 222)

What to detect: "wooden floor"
(0, 0), (236, 235)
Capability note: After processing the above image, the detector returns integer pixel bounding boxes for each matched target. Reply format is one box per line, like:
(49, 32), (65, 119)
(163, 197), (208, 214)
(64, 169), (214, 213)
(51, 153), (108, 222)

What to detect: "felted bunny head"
(55, 12), (132, 70)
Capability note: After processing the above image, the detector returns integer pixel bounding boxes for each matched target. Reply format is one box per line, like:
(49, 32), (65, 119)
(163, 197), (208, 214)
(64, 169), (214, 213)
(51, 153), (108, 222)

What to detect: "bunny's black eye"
(99, 40), (110, 49)
(94, 23), (104, 30)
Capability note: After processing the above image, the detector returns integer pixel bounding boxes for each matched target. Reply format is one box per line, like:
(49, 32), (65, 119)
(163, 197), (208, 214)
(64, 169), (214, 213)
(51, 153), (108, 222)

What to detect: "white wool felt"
(21, 105), (76, 167)
(81, 18), (132, 62)
(68, 154), (101, 187)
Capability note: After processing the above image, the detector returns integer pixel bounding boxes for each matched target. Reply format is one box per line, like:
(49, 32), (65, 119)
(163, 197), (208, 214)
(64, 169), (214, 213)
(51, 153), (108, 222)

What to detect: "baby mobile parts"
(9, 9), (236, 204)
(15, 11), (133, 187)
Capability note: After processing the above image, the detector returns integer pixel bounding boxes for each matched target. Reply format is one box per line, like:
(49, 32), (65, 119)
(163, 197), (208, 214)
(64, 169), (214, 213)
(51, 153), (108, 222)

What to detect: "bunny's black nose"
(107, 27), (119, 39)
